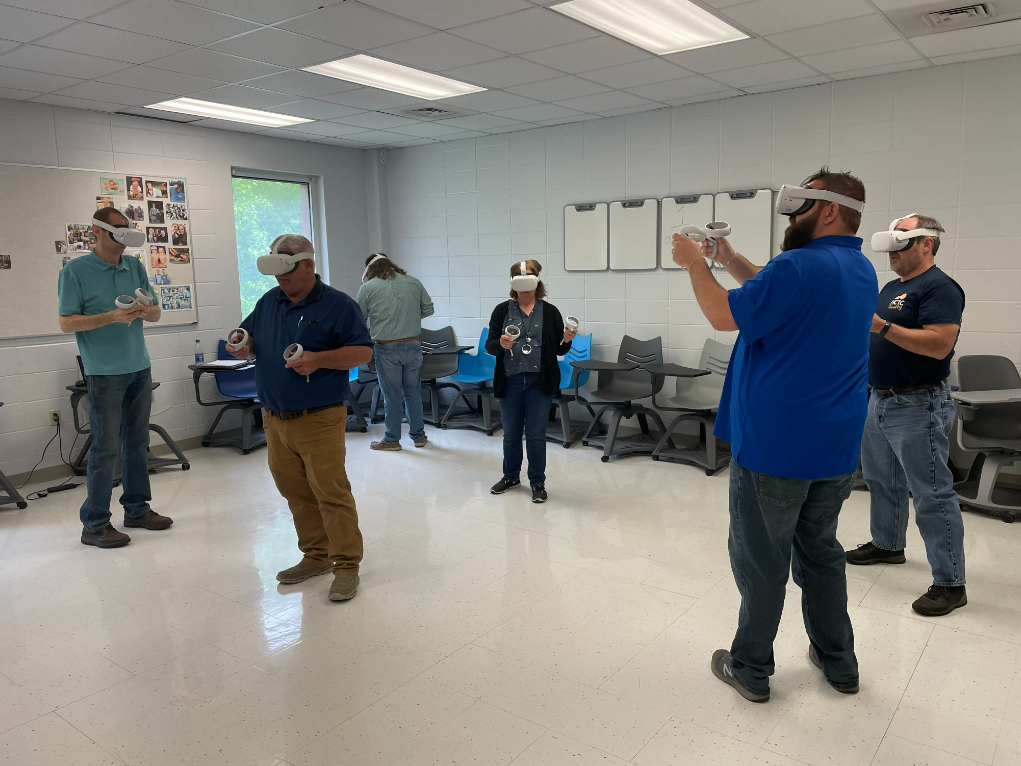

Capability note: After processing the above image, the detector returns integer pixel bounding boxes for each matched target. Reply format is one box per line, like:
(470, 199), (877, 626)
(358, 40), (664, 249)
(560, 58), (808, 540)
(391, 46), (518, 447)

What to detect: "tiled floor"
(1, 427), (1020, 766)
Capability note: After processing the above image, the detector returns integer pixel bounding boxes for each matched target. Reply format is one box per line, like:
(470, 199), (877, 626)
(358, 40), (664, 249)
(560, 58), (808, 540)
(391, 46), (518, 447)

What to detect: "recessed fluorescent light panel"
(304, 55), (485, 100)
(552, 0), (747, 55)
(145, 98), (313, 127)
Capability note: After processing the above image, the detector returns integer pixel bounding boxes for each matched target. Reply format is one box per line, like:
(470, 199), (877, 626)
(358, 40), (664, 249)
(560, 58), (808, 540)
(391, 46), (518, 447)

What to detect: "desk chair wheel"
(652, 455), (660, 461)
(182, 463), (190, 470)
(440, 424), (449, 430)
(705, 469), (715, 476)
(17, 502), (27, 509)
(601, 456), (609, 463)
(582, 440), (589, 447)
(202, 441), (211, 447)
(487, 430), (494, 436)
(563, 443), (570, 449)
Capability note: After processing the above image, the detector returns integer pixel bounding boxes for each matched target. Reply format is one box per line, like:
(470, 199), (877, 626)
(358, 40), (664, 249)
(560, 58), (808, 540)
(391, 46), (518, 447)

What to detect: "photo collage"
(61, 174), (195, 312)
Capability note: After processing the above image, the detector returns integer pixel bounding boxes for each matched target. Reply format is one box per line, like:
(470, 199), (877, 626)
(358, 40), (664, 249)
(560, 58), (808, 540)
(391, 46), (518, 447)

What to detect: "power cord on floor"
(21, 421), (84, 501)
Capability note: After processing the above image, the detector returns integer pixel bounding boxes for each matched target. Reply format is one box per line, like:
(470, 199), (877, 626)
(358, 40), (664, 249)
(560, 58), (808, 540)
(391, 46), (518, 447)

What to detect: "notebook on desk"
(196, 359), (252, 370)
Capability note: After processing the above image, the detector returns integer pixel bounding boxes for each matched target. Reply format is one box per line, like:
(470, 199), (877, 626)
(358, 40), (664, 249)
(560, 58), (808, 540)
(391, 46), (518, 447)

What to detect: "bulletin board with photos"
(0, 163), (198, 339)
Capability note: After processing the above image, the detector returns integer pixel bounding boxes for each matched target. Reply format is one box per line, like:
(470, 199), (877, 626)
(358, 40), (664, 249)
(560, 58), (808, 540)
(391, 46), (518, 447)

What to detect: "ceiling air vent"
(926, 3), (992, 26)
(391, 105), (474, 121)
(884, 0), (1021, 37)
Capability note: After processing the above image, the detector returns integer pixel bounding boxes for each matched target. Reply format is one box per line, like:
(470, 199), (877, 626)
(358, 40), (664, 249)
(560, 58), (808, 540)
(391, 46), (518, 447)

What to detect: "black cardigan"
(486, 300), (573, 398)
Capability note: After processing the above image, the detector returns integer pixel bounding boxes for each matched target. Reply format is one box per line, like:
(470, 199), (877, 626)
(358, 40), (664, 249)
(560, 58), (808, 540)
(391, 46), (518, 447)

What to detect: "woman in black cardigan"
(486, 260), (576, 503)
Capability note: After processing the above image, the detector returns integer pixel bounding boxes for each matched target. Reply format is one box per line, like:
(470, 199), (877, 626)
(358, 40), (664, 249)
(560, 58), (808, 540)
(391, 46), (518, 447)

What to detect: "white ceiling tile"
(281, 121), (368, 137)
(436, 90), (538, 112)
(626, 75), (726, 101)
(665, 89), (743, 106)
(912, 18), (1021, 58)
(664, 38), (789, 74)
(278, 4), (433, 50)
(98, 66), (225, 94)
(270, 100), (367, 120)
(151, 49), (284, 83)
(449, 7), (599, 54)
(712, 57), (818, 88)
(0, 6), (75, 42)
(0, 39), (19, 56)
(600, 103), (665, 118)
(188, 117), (267, 132)
(522, 37), (651, 73)
(180, 0), (346, 25)
(870, 0), (937, 8)
(90, 0), (259, 46)
(766, 14), (902, 58)
(0, 85), (41, 100)
(206, 28), (354, 70)
(241, 71), (361, 98)
(930, 44), (1021, 66)
(741, 74), (831, 93)
(720, 0), (875, 36)
(36, 23), (190, 65)
(1, 0), (124, 19)
(0, 65), (80, 93)
(493, 103), (586, 121)
(0, 46), (128, 79)
(257, 128), (323, 141)
(370, 32), (504, 71)
(318, 136), (380, 146)
(388, 121), (469, 137)
(360, 0), (532, 29)
(336, 111), (420, 129)
(436, 130), (487, 140)
(32, 93), (126, 111)
(187, 84), (298, 108)
(827, 59), (929, 80)
(442, 57), (564, 88)
(506, 76), (610, 101)
(319, 88), (426, 110)
(578, 59), (690, 89)
(343, 129), (417, 144)
(436, 114), (525, 130)
(554, 90), (653, 113)
(53, 80), (175, 106)
(802, 40), (921, 75)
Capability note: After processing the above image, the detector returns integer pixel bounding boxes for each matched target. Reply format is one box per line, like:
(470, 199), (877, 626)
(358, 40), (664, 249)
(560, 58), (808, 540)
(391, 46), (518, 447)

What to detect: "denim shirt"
(503, 299), (542, 376)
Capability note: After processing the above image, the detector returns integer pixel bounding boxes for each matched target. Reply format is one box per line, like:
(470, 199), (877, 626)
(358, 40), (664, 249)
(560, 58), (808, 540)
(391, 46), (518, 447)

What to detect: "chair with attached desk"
(547, 333), (596, 448)
(0, 403), (28, 509)
(440, 327), (501, 435)
(192, 341), (265, 454)
(419, 326), (470, 427)
(650, 338), (733, 475)
(951, 354), (1021, 522)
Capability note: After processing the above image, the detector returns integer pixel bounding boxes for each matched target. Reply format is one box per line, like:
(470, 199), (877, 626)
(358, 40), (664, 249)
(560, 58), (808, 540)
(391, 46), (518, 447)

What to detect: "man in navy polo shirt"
(670, 168), (876, 703)
(228, 234), (373, 602)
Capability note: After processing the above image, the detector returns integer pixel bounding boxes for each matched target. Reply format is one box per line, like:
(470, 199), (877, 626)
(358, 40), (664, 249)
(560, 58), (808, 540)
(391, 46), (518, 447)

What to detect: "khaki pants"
(265, 406), (363, 573)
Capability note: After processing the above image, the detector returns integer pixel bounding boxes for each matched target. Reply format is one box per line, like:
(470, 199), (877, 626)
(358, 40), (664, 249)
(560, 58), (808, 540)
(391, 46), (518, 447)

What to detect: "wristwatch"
(879, 320), (892, 337)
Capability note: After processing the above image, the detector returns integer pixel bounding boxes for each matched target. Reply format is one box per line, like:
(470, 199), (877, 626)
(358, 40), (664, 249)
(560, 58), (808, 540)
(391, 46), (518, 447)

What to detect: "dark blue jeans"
(728, 460), (859, 695)
(373, 340), (425, 443)
(80, 368), (153, 532)
(500, 371), (552, 487)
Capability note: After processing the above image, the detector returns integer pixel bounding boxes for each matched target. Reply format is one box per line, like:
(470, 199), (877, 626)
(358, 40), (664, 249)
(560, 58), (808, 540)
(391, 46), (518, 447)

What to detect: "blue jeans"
(374, 340), (425, 443)
(80, 368), (153, 532)
(729, 460), (859, 695)
(501, 371), (553, 486)
(861, 384), (966, 587)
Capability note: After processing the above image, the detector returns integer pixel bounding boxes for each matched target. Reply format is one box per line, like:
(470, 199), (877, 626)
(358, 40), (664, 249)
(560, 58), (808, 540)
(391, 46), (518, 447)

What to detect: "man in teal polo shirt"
(58, 206), (173, 549)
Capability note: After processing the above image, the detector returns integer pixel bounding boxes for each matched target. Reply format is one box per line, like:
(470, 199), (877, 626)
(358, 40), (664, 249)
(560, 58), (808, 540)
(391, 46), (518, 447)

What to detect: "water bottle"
(194, 339), (204, 364)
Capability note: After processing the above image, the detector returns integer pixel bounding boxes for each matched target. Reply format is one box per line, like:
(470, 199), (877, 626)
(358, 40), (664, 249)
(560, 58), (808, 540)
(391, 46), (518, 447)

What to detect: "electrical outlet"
(49, 410), (60, 426)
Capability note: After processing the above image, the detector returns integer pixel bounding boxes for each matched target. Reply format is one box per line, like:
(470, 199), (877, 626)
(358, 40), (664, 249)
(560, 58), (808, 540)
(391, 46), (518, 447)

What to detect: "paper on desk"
(197, 359), (250, 369)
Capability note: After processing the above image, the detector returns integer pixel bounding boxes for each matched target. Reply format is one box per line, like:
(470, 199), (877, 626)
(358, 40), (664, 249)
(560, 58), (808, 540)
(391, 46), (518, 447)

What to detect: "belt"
(265, 401), (345, 421)
(377, 336), (420, 344)
(874, 380), (946, 397)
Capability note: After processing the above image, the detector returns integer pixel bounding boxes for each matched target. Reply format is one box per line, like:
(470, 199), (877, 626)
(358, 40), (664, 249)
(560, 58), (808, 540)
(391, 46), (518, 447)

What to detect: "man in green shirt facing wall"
(356, 253), (434, 451)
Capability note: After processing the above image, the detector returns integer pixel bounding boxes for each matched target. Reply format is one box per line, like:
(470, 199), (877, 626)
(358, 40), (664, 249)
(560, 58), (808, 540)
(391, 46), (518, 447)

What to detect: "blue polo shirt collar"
(276, 275), (326, 306)
(802, 235), (863, 250)
(88, 250), (131, 271)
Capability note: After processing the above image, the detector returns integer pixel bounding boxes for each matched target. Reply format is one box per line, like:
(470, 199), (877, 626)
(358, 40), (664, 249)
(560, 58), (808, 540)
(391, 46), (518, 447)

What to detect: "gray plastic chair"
(0, 403), (27, 509)
(419, 326), (462, 426)
(953, 355), (1021, 522)
(651, 339), (733, 475)
(578, 336), (669, 461)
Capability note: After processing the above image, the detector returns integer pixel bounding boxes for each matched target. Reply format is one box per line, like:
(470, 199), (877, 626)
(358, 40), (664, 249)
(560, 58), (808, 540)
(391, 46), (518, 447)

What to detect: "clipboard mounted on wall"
(564, 202), (608, 271)
(660, 193), (715, 270)
(714, 189), (773, 265)
(609, 198), (658, 270)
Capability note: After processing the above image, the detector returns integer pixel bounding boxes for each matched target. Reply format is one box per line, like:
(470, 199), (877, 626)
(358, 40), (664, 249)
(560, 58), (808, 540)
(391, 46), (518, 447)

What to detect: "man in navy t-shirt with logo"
(671, 168), (876, 703)
(846, 214), (967, 617)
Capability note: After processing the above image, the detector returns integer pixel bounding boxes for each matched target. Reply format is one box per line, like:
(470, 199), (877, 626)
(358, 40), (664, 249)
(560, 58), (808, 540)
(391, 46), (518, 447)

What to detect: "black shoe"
(710, 649), (769, 703)
(912, 585), (967, 616)
(81, 524), (131, 548)
(531, 485), (547, 503)
(845, 542), (906, 566)
(491, 477), (521, 495)
(808, 645), (859, 694)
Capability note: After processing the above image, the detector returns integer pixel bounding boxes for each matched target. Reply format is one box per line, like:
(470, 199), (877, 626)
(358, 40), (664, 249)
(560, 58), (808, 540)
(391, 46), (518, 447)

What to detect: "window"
(231, 176), (313, 317)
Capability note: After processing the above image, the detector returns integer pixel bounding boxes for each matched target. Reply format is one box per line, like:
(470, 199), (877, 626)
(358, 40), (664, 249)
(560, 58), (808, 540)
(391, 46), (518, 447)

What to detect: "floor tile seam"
(857, 600), (1021, 647)
(871, 734), (990, 766)
(627, 715), (737, 764)
(276, 707), (411, 764)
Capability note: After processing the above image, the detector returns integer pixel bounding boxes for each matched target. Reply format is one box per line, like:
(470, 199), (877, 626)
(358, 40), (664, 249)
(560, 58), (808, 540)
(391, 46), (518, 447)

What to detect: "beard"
(781, 208), (821, 252)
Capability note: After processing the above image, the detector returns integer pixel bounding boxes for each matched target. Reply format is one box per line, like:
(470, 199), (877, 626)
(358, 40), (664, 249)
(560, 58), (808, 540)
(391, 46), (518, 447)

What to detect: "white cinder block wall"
(0, 99), (369, 478)
(383, 55), (1021, 378)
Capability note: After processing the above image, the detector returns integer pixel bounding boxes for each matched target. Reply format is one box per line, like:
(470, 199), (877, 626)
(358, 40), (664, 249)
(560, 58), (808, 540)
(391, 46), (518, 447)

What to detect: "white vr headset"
(257, 235), (315, 276)
(362, 253), (387, 283)
(92, 217), (146, 248)
(775, 184), (865, 217)
(511, 261), (539, 293)
(871, 214), (942, 253)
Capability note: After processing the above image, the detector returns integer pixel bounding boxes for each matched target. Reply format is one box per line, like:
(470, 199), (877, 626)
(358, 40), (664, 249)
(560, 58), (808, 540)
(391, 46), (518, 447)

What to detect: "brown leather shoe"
(277, 561), (333, 584)
(124, 510), (173, 530)
(81, 524), (131, 548)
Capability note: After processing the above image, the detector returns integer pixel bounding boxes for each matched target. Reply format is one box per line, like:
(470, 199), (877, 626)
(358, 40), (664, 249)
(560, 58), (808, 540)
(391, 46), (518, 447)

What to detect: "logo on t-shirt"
(888, 293), (908, 310)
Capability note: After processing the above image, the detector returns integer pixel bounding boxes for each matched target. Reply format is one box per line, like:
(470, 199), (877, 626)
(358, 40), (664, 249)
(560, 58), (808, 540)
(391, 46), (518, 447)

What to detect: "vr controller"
(565, 316), (580, 332)
(226, 328), (249, 352)
(284, 343), (309, 382)
(114, 288), (153, 310)
(667, 221), (732, 259)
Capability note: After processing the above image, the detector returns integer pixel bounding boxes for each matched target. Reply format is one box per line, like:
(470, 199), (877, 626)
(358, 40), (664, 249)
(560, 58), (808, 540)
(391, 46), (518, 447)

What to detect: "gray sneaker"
(414, 435), (428, 448)
(329, 573), (359, 602)
(276, 561), (332, 584)
(370, 440), (402, 451)
(710, 649), (769, 703)
(808, 645), (859, 694)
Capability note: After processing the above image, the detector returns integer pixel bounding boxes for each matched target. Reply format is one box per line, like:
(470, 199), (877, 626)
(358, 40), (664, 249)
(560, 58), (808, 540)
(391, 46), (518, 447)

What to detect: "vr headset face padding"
(92, 217), (146, 248)
(257, 235), (315, 276)
(510, 261), (539, 292)
(775, 185), (865, 218)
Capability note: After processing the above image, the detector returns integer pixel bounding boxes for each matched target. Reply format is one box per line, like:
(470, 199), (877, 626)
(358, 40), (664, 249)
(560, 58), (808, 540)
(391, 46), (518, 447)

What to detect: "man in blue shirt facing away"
(228, 234), (373, 602)
(671, 168), (876, 703)
(58, 205), (173, 549)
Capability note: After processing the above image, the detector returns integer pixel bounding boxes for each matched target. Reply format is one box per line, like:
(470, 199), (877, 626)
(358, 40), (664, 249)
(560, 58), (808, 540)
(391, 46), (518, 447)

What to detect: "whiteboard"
(609, 198), (658, 270)
(660, 194), (715, 270)
(714, 189), (773, 266)
(0, 163), (198, 340)
(564, 203), (608, 271)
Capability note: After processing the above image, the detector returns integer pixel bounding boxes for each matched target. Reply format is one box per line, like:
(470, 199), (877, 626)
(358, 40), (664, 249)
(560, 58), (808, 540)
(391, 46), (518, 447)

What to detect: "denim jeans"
(861, 384), (966, 587)
(80, 368), (153, 532)
(501, 371), (553, 486)
(374, 340), (425, 443)
(729, 460), (859, 695)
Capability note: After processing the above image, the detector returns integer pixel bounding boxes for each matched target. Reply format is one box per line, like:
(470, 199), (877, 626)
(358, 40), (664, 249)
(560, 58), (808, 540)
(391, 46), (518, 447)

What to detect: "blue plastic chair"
(196, 340), (264, 453)
(440, 327), (501, 435)
(548, 333), (596, 448)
